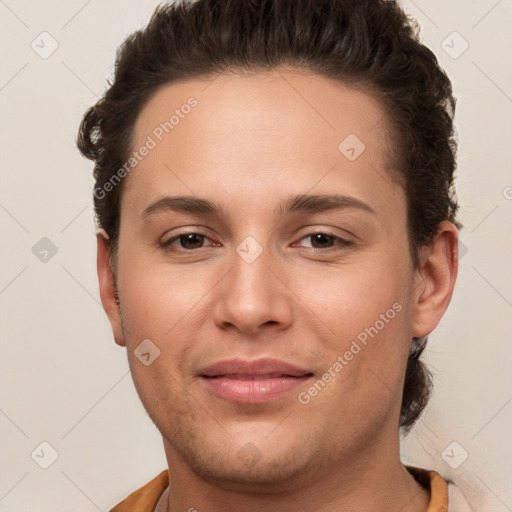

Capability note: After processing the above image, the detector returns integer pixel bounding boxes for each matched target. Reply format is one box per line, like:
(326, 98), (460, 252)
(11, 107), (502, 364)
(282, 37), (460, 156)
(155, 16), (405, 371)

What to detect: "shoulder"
(406, 465), (474, 512)
(447, 482), (474, 512)
(109, 470), (169, 512)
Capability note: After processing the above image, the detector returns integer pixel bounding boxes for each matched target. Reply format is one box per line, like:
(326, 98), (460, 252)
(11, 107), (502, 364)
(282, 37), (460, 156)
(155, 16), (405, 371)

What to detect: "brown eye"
(177, 233), (205, 250)
(309, 233), (336, 249)
(161, 231), (216, 252)
(296, 232), (352, 250)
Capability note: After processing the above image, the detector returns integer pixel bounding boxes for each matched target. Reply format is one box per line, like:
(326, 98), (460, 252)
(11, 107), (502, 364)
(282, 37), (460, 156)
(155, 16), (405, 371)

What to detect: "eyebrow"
(141, 193), (375, 220)
(277, 193), (375, 217)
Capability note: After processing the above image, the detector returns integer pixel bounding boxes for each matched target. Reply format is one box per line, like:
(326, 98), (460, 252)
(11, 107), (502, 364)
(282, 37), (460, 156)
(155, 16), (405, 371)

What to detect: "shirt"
(110, 466), (469, 511)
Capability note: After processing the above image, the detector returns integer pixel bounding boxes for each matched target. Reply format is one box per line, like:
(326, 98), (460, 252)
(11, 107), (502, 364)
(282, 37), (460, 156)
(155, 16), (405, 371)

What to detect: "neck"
(156, 435), (429, 512)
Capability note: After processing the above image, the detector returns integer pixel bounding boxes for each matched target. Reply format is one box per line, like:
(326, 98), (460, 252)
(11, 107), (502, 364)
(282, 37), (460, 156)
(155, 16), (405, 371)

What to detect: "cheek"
(291, 251), (412, 341)
(295, 293), (410, 444)
(117, 251), (221, 363)
(291, 251), (413, 402)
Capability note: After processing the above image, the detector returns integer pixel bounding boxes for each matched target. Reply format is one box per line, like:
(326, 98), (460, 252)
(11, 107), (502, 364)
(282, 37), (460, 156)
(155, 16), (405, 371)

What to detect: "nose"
(212, 244), (293, 335)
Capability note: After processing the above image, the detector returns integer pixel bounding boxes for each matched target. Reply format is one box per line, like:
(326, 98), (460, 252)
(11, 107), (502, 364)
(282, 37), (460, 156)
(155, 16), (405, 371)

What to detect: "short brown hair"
(77, 0), (460, 432)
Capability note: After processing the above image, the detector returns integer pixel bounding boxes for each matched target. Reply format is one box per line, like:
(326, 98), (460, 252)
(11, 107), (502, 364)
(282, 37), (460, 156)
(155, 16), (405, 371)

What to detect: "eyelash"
(292, 233), (354, 252)
(160, 230), (353, 253)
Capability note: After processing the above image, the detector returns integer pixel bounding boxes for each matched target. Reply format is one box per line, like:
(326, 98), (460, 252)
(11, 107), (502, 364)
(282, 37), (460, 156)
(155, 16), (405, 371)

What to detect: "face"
(99, 68), (452, 490)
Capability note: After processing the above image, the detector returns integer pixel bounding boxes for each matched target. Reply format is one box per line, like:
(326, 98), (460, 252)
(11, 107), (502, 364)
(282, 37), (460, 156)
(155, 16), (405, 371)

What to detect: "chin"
(165, 426), (321, 491)
(188, 456), (311, 492)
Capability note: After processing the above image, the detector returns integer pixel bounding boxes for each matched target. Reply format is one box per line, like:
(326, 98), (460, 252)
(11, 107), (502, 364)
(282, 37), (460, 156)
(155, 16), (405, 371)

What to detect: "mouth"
(198, 358), (314, 404)
(199, 375), (314, 404)
(204, 372), (311, 380)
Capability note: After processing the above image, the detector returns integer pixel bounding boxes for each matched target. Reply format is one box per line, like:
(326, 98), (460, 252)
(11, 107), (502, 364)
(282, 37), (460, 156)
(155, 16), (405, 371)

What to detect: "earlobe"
(411, 221), (459, 338)
(96, 228), (125, 347)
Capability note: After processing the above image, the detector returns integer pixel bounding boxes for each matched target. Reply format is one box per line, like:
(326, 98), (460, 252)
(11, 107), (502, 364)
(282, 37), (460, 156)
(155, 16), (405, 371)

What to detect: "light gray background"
(1, 0), (511, 510)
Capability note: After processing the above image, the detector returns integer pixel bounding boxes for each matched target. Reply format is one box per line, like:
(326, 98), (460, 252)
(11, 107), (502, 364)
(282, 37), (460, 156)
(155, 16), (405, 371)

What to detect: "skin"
(97, 68), (458, 511)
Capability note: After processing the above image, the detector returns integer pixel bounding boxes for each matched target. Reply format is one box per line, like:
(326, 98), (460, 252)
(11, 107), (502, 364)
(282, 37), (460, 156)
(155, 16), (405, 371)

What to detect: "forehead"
(124, 68), (403, 220)
(133, 68), (391, 158)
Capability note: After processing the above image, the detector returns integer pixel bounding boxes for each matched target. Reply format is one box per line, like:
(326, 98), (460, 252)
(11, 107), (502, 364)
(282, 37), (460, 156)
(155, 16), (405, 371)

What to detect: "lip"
(197, 358), (314, 404)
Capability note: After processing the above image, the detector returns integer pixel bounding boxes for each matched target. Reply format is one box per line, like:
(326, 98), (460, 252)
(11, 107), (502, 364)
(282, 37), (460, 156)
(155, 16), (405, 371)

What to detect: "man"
(77, 0), (472, 510)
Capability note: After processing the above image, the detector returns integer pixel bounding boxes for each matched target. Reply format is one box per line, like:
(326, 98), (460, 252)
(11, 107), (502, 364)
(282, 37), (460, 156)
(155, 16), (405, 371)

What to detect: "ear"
(96, 228), (125, 347)
(411, 221), (459, 338)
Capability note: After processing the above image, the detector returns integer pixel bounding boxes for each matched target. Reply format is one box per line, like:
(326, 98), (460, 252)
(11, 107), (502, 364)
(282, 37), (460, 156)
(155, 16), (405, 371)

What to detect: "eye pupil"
(180, 233), (204, 249)
(311, 233), (333, 249)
